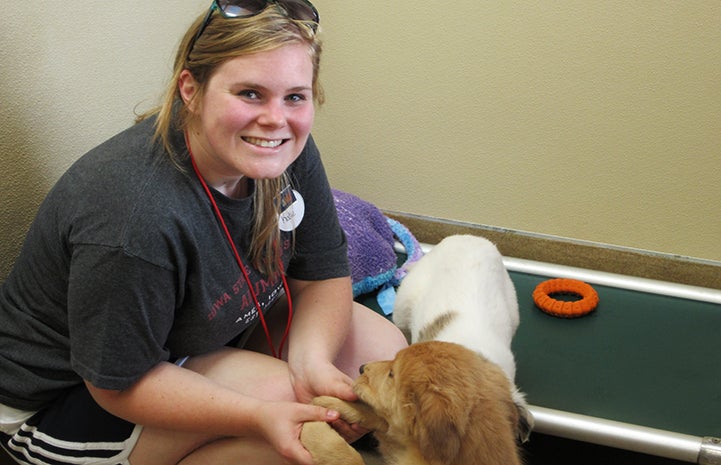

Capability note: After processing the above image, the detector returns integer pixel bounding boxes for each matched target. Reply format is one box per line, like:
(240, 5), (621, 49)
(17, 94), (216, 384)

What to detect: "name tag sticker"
(279, 187), (305, 232)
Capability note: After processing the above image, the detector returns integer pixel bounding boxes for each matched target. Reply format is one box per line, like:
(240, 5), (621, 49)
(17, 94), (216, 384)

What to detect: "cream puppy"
(392, 234), (533, 441)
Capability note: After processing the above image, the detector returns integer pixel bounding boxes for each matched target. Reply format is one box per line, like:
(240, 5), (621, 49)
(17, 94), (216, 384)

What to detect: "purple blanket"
(332, 189), (423, 297)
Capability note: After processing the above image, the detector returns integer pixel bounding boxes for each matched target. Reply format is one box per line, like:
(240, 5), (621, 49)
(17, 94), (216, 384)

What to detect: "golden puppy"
(303, 341), (522, 465)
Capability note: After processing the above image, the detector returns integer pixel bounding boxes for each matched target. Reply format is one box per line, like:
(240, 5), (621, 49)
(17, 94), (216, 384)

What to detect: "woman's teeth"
(243, 137), (283, 148)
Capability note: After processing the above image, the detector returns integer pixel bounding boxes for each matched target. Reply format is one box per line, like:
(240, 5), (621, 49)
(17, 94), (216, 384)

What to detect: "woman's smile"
(242, 136), (287, 148)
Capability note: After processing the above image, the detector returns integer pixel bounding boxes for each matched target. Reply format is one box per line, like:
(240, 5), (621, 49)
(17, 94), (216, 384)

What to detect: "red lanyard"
(185, 134), (292, 359)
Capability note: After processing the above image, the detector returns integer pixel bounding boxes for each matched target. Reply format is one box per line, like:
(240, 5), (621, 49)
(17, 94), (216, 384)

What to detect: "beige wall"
(311, 1), (721, 262)
(1, 2), (720, 281)
(1, 1), (207, 281)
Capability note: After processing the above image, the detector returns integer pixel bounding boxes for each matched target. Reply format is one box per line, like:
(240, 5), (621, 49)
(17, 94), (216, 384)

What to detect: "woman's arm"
(86, 358), (339, 464)
(286, 276), (356, 403)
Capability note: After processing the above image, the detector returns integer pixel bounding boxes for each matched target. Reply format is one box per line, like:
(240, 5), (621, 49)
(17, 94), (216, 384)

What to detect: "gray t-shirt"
(0, 117), (349, 410)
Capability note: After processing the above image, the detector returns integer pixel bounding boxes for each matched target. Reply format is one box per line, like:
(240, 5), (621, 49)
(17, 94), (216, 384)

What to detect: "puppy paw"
(300, 421), (364, 465)
(311, 395), (348, 410)
(312, 396), (365, 424)
(312, 396), (387, 432)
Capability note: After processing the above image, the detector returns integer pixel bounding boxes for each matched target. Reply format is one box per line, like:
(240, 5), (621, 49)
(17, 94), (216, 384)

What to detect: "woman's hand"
(289, 359), (368, 444)
(255, 400), (340, 465)
(291, 358), (354, 404)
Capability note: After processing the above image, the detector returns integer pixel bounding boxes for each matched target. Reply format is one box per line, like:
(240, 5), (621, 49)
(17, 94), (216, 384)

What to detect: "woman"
(0, 2), (408, 464)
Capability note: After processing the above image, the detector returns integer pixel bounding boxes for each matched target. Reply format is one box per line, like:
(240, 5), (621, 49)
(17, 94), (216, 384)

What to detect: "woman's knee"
(335, 303), (408, 377)
(353, 302), (408, 350)
(181, 347), (295, 401)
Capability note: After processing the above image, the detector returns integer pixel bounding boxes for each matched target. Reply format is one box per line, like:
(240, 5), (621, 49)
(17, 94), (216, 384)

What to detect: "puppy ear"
(407, 385), (466, 463)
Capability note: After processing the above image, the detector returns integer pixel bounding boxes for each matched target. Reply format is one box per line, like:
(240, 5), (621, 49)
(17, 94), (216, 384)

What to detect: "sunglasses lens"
(217, 0), (318, 23)
(217, 0), (264, 17)
(278, 0), (319, 22)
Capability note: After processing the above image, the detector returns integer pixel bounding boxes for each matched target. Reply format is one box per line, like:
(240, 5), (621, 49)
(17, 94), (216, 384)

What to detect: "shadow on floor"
(1, 433), (692, 465)
(358, 433), (691, 465)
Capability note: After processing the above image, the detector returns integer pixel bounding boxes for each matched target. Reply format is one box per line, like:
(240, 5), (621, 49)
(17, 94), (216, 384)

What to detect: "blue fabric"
(376, 283), (397, 316)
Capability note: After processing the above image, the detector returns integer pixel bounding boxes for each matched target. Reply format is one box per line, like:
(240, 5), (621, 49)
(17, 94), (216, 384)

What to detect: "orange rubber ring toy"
(533, 278), (599, 318)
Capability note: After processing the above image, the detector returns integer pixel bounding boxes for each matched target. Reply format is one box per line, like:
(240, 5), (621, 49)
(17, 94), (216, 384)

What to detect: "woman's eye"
(238, 89), (259, 99)
(287, 93), (307, 103)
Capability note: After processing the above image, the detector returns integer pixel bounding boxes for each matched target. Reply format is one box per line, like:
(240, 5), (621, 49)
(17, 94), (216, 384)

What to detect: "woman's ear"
(178, 69), (199, 109)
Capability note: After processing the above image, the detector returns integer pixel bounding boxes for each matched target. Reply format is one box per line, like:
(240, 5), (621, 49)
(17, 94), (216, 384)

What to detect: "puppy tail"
(512, 388), (534, 443)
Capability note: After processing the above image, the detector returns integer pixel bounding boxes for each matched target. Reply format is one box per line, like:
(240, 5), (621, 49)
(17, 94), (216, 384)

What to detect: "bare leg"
(177, 437), (281, 465)
(333, 302), (408, 377)
(129, 349), (293, 465)
(129, 303), (406, 465)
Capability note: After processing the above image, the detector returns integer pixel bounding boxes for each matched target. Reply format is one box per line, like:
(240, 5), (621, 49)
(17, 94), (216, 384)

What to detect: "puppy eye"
(388, 370), (394, 378)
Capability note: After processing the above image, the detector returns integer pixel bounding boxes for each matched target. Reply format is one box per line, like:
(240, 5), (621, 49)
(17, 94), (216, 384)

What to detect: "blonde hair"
(137, 6), (323, 276)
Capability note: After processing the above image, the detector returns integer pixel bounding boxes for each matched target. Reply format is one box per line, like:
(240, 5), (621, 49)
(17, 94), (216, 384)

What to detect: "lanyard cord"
(185, 134), (292, 359)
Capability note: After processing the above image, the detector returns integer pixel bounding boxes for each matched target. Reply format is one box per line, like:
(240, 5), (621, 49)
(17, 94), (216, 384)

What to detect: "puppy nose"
(359, 364), (366, 374)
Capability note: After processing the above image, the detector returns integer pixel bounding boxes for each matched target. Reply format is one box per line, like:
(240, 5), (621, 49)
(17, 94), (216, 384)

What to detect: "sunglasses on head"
(188, 0), (320, 58)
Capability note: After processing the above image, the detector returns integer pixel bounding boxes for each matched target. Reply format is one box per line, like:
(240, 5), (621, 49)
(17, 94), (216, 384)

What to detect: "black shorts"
(0, 383), (141, 465)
